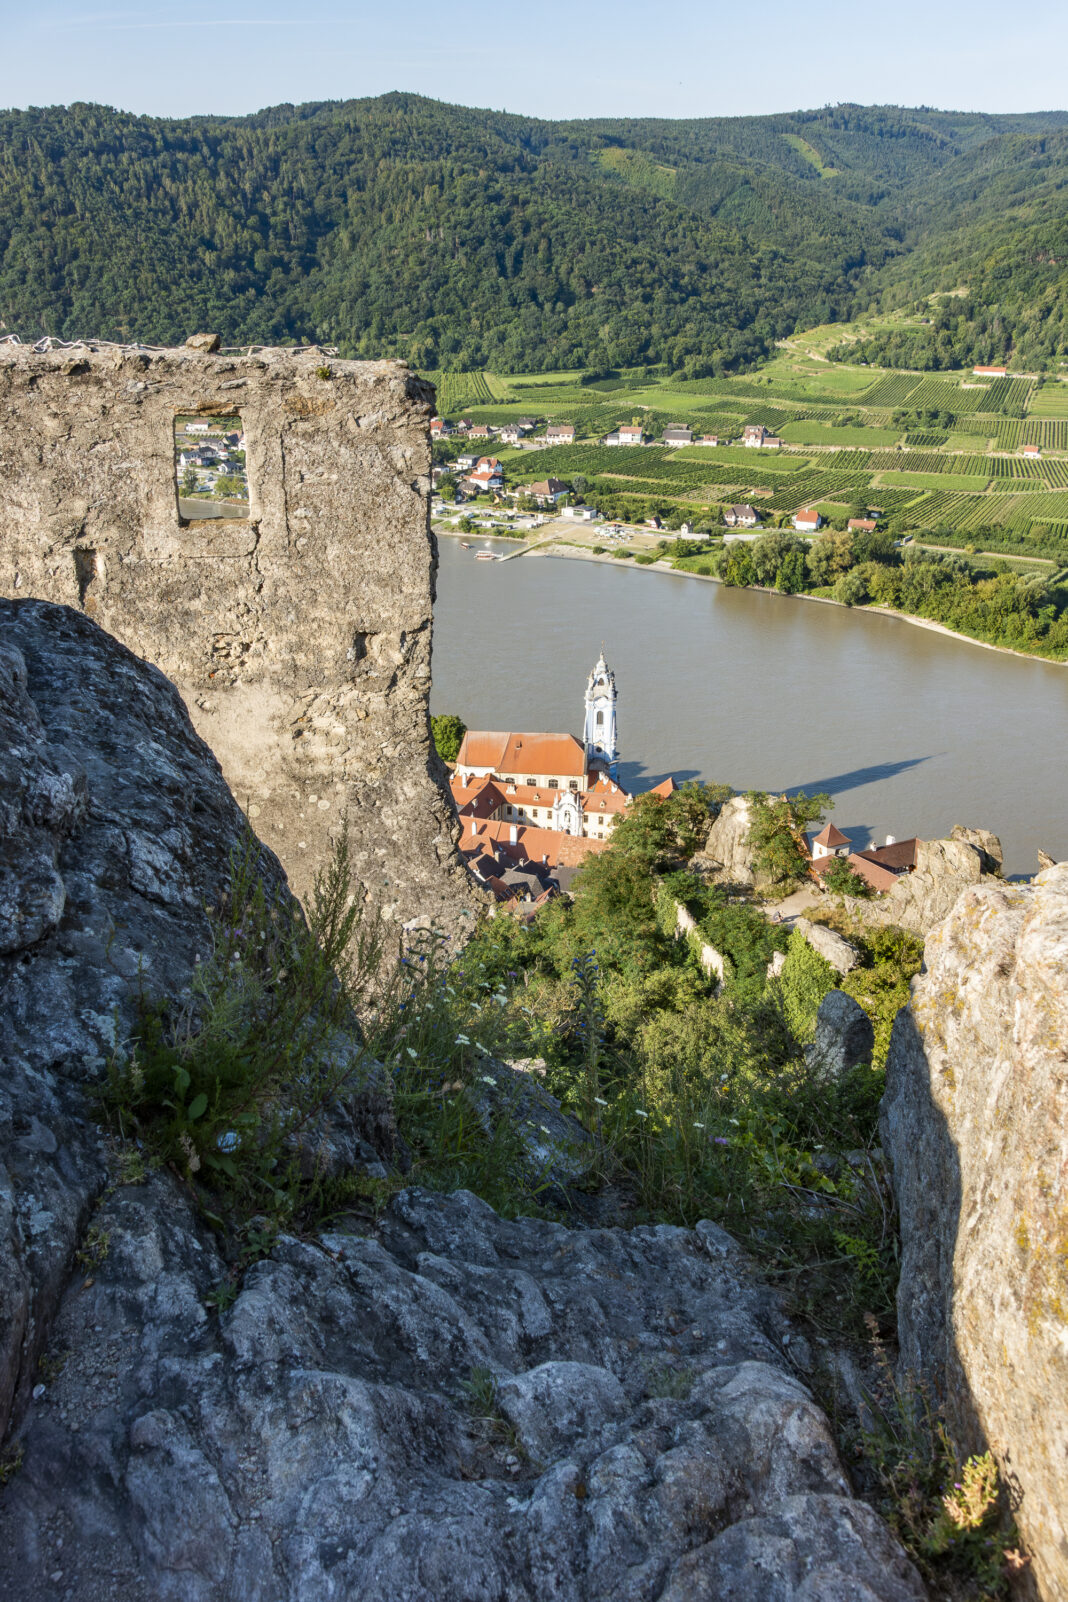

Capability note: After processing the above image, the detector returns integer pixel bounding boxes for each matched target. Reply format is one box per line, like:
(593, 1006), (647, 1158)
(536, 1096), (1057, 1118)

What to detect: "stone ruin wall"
(0, 340), (474, 929)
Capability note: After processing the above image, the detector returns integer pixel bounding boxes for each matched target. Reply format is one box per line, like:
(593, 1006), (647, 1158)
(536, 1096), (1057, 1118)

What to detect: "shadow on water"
(786, 755), (940, 798)
(619, 764), (702, 793)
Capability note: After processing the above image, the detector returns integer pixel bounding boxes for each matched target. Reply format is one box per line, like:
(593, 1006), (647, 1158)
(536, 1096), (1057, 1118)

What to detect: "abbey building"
(450, 653), (676, 893)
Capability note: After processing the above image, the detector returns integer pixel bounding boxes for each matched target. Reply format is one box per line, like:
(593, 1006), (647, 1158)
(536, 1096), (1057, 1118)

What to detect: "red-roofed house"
(545, 424), (575, 445)
(973, 365), (1007, 377)
(1020, 443), (1041, 458)
(847, 518), (877, 533)
(793, 508), (823, 533)
(469, 456), (504, 493)
(810, 822), (850, 859)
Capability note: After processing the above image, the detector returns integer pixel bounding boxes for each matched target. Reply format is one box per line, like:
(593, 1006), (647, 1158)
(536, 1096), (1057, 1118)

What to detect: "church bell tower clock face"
(584, 647), (619, 778)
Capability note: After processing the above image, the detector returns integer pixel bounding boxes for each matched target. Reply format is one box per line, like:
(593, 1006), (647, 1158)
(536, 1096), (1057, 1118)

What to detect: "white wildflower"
(593, 1097), (608, 1107)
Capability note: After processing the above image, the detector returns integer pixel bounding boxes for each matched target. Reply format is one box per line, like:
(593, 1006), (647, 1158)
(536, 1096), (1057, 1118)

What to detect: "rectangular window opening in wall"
(175, 413), (248, 520)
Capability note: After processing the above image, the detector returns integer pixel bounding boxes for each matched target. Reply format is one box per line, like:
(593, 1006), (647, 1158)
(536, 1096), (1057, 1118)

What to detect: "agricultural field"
(779, 421), (899, 447)
(1026, 383), (1068, 418)
(430, 343), (1068, 559)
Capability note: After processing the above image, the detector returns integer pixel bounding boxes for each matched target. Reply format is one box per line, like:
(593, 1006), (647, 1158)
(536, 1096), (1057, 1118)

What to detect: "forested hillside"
(3, 95), (1068, 371)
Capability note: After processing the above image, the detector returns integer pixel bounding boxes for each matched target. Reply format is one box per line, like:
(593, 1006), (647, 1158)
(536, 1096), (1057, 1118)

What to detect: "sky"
(5, 0), (1068, 122)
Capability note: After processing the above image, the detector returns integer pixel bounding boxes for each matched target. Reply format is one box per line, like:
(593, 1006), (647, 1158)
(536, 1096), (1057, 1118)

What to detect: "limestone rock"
(0, 1180), (925, 1601)
(950, 823), (1003, 876)
(805, 990), (875, 1080)
(465, 1056), (595, 1188)
(838, 835), (997, 937)
(0, 598), (290, 1439)
(882, 863), (1068, 1599)
(691, 794), (755, 887)
(184, 331), (221, 351)
(794, 917), (860, 975)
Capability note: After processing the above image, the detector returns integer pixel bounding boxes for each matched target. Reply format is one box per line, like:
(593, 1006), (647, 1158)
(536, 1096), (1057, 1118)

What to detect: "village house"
(1020, 443), (1041, 458)
(561, 505), (600, 521)
(810, 822), (851, 859)
(430, 416), (449, 438)
(454, 454), (479, 473)
(467, 422), (494, 439)
(604, 423), (644, 446)
(973, 365), (1007, 377)
(809, 833), (919, 894)
(545, 423), (576, 445)
(663, 426), (693, 447)
(523, 478), (569, 506)
(468, 456), (504, 493)
(696, 434), (721, 446)
(497, 424), (527, 445)
(724, 504), (761, 528)
(793, 507), (822, 532)
(847, 517), (878, 533)
(742, 424), (782, 449)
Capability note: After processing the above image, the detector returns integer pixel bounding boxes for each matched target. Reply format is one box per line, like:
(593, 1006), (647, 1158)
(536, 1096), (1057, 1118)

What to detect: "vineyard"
(431, 352), (1068, 559)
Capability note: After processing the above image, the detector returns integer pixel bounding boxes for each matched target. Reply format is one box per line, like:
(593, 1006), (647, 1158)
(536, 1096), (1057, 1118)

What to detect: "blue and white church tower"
(583, 647), (619, 779)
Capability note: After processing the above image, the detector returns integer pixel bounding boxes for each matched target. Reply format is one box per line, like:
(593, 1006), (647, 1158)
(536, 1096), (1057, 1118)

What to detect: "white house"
(185, 421), (210, 435)
(742, 425), (782, 449)
(810, 823), (850, 859)
(793, 507), (822, 532)
(724, 504), (760, 528)
(545, 424), (576, 445)
(618, 423), (644, 445)
(663, 427), (693, 447)
(562, 505), (600, 521)
(469, 456), (504, 493)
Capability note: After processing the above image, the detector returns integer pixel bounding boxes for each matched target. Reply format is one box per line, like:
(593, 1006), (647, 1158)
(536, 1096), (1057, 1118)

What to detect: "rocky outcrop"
(794, 917), (860, 976)
(691, 795), (755, 888)
(837, 833), (1002, 937)
(805, 990), (875, 1081)
(0, 598), (298, 1441)
(0, 1180), (926, 1602)
(0, 606), (927, 1599)
(882, 863), (1068, 1600)
(949, 824), (1003, 877)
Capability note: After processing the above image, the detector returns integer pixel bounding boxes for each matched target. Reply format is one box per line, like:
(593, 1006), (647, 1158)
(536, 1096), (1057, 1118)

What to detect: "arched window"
(596, 710), (604, 727)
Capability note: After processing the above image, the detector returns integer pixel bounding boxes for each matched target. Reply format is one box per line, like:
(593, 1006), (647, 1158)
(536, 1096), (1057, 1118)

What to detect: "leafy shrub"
(777, 929), (837, 1042)
(431, 712), (467, 763)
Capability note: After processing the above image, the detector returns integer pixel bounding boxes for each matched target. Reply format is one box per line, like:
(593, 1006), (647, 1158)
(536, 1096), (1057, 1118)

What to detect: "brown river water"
(430, 538), (1068, 878)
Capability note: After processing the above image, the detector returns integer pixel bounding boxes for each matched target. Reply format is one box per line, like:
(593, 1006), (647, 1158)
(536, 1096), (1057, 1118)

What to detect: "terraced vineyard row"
(430, 370), (496, 411)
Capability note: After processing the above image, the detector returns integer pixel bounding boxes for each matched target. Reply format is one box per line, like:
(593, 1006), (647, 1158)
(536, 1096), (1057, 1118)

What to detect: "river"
(430, 538), (1068, 878)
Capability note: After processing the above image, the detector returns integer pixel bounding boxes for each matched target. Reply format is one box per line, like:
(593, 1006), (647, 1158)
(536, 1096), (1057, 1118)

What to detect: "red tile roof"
(461, 818), (609, 871)
(456, 730), (588, 779)
(813, 822), (850, 848)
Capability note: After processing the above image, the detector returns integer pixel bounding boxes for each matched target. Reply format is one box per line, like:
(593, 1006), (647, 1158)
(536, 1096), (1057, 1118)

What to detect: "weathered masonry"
(0, 338), (473, 927)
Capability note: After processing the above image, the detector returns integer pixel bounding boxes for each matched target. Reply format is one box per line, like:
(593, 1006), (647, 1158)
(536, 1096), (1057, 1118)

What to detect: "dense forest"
(3, 96), (1068, 371)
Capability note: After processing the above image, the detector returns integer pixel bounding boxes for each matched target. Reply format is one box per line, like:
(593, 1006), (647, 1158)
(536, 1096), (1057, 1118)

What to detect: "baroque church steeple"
(583, 646), (619, 778)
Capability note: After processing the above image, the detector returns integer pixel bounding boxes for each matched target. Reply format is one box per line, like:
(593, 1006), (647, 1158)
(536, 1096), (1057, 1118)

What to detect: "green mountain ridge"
(3, 94), (1068, 371)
